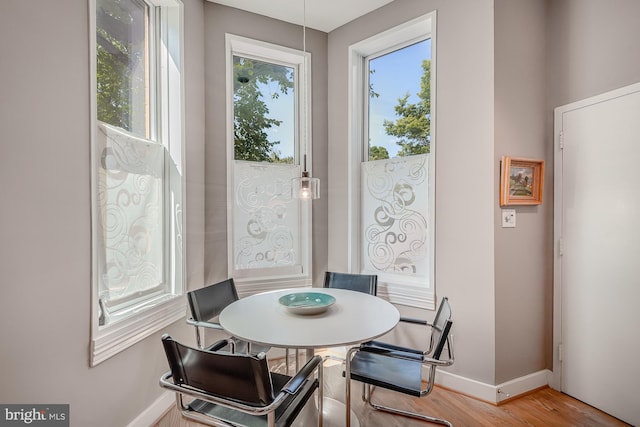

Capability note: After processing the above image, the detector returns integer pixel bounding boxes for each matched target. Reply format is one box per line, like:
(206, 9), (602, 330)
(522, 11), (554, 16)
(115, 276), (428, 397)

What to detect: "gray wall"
(203, 3), (329, 288)
(0, 0), (205, 425)
(328, 0), (497, 384)
(547, 0), (640, 108)
(494, 0), (550, 384)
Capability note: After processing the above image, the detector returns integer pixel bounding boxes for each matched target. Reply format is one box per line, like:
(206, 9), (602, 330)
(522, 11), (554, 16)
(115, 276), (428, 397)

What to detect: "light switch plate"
(502, 209), (516, 228)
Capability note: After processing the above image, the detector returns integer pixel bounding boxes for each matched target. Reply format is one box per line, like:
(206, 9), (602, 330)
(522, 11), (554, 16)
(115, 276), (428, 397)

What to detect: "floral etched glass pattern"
(361, 154), (429, 278)
(96, 122), (166, 309)
(233, 161), (301, 272)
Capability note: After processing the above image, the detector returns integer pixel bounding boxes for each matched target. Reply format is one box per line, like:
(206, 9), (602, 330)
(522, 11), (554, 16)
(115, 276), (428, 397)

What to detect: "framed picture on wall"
(500, 156), (544, 206)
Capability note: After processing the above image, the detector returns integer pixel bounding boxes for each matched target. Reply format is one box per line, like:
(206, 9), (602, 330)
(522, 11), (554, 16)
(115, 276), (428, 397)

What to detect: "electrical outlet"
(501, 209), (516, 228)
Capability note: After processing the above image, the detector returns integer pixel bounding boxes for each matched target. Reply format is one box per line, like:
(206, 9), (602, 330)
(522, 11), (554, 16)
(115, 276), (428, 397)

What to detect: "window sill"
(90, 295), (185, 366)
(234, 275), (312, 297)
(377, 280), (435, 310)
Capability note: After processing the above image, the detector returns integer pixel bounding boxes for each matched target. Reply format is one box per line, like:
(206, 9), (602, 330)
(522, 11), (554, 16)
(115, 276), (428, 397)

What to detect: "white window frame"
(348, 12), (436, 310)
(89, 0), (185, 366)
(225, 34), (313, 296)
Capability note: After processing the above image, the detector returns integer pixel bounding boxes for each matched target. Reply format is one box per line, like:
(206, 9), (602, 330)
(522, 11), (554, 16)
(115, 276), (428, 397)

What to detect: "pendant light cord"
(302, 0), (308, 168)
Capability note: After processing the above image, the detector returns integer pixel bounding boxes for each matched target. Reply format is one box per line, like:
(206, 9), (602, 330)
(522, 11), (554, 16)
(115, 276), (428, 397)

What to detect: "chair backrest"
(323, 272), (378, 295)
(430, 297), (453, 360)
(187, 278), (239, 322)
(161, 335), (274, 406)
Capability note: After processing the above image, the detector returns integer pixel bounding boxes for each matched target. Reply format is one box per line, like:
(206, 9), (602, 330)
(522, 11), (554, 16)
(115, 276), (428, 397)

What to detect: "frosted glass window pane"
(233, 161), (301, 271)
(97, 123), (166, 306)
(361, 154), (429, 278)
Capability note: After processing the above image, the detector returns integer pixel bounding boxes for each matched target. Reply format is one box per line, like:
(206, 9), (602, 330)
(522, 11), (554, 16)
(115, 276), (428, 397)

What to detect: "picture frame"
(500, 156), (544, 206)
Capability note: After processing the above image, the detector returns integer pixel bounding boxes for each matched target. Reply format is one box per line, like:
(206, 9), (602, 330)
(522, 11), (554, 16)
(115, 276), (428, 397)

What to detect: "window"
(226, 35), (312, 295)
(350, 13), (436, 309)
(90, 0), (184, 365)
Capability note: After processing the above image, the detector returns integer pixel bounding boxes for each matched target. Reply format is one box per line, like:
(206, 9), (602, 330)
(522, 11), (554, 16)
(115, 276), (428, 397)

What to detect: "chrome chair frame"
(345, 297), (454, 426)
(160, 335), (323, 427)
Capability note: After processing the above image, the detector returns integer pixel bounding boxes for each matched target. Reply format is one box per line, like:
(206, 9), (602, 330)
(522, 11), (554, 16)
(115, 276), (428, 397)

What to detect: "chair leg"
(362, 383), (370, 402)
(363, 386), (453, 427)
(345, 347), (358, 427)
(195, 327), (204, 349)
(286, 349), (291, 375)
(317, 362), (323, 427)
(282, 348), (304, 375)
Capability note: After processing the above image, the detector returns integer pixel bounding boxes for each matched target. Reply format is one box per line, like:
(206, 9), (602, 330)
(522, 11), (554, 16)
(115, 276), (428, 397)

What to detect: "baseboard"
(435, 369), (552, 404)
(126, 391), (174, 427)
(493, 370), (552, 404)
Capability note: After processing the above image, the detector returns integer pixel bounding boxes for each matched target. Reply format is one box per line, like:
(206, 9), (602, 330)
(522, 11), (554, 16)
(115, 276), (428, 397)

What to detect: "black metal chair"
(345, 297), (454, 426)
(186, 278), (270, 354)
(159, 334), (323, 427)
(323, 271), (378, 295)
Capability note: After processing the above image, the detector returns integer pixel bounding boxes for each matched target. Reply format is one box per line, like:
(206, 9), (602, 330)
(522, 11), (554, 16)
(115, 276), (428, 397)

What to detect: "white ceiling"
(207, 0), (394, 33)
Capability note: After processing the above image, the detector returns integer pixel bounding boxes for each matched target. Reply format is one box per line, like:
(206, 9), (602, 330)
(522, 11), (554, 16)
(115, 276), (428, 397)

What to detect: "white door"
(554, 83), (640, 426)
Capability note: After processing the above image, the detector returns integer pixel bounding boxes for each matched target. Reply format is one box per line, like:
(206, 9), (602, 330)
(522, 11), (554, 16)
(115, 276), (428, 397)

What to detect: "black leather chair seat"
(187, 373), (318, 427)
(349, 344), (423, 397)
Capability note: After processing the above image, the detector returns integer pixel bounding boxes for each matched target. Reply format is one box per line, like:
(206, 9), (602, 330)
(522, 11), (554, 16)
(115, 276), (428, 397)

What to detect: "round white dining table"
(219, 287), (400, 349)
(219, 287), (400, 427)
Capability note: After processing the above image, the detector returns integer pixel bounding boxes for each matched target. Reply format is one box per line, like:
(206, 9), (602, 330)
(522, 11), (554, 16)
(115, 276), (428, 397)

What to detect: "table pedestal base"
(293, 396), (359, 427)
(321, 397), (360, 427)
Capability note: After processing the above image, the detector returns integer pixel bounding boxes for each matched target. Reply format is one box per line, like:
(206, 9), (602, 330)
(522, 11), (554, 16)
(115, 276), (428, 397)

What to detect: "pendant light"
(291, 0), (320, 200)
(292, 154), (319, 199)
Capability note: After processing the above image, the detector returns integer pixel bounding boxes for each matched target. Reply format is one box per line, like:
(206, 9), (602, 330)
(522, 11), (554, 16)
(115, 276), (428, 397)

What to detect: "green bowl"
(278, 292), (336, 315)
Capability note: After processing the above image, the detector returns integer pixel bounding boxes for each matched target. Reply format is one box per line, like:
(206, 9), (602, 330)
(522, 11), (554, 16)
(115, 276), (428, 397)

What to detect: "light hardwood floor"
(154, 358), (631, 427)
